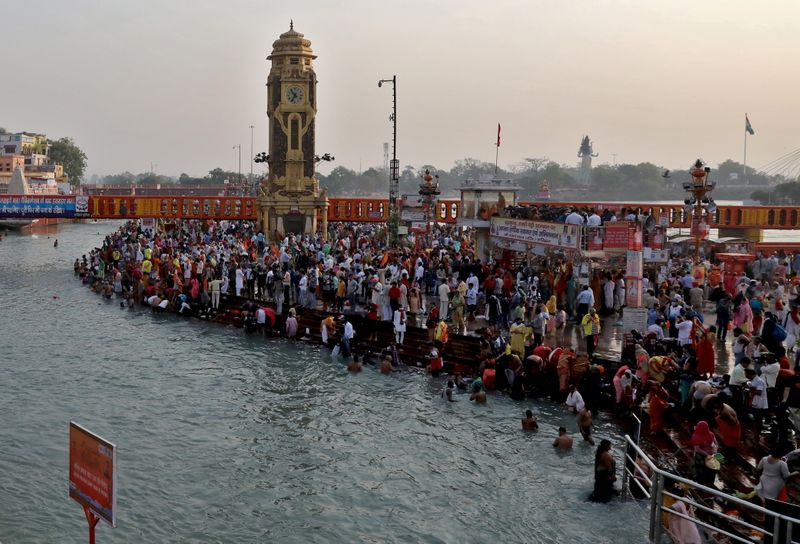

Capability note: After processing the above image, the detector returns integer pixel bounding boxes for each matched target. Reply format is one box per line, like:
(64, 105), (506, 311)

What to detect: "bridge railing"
(89, 196), (258, 220)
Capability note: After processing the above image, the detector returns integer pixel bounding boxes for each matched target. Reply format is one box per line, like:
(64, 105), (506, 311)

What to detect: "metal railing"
(621, 434), (800, 543)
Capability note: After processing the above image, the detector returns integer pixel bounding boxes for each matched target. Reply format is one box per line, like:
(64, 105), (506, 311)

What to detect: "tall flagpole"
(743, 114), (748, 185)
(494, 123), (500, 174)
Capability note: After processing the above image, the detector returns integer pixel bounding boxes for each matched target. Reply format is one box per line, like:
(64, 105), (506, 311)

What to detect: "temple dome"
(268, 21), (316, 60)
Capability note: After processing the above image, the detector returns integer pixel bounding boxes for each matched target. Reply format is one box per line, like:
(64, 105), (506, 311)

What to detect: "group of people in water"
(74, 218), (631, 503)
(74, 214), (800, 525)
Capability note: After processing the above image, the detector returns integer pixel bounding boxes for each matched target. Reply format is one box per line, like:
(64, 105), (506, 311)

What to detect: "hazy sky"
(3, 0), (799, 179)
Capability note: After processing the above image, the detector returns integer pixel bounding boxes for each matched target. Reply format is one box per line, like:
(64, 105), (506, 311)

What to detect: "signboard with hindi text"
(622, 307), (648, 335)
(489, 217), (580, 250)
(602, 223), (630, 250)
(69, 422), (117, 527)
(0, 195), (90, 218)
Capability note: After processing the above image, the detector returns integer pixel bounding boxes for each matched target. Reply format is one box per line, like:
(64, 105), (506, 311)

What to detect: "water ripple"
(0, 223), (649, 543)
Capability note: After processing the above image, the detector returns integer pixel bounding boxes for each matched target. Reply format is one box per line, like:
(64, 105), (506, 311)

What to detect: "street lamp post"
(233, 144), (241, 194)
(682, 159), (716, 264)
(378, 75), (399, 246)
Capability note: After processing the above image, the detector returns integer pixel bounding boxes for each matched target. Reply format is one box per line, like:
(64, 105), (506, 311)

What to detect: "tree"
(774, 182), (800, 204)
(750, 190), (771, 204)
(207, 168), (228, 184)
(49, 137), (87, 188)
(101, 171), (136, 185)
(320, 165), (357, 194)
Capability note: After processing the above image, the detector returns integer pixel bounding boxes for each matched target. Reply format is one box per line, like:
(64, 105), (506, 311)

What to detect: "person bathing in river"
(577, 408), (595, 445)
(590, 439), (617, 503)
(285, 308), (298, 338)
(381, 356), (394, 375)
(470, 382), (487, 404)
(553, 427), (573, 451)
(521, 410), (538, 431)
(442, 380), (456, 401)
(565, 384), (585, 414)
(347, 354), (362, 373)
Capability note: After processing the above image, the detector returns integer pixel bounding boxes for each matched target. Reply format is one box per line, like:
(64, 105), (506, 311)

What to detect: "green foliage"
(136, 173), (173, 186)
(92, 156), (794, 201)
(773, 182), (800, 204)
(49, 137), (87, 187)
(102, 171), (136, 185)
(750, 190), (771, 204)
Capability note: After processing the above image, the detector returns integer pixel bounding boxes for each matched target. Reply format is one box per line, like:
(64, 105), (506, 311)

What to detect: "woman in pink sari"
(732, 293), (753, 334)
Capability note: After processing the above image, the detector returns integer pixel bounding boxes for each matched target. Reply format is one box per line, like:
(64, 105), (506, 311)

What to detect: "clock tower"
(259, 22), (328, 239)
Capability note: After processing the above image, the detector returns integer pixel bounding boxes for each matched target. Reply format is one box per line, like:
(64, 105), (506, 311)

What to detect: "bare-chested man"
(380, 357), (393, 375)
(689, 379), (718, 410)
(470, 383), (487, 404)
(553, 427), (573, 450)
(347, 355), (362, 373)
(577, 408), (595, 445)
(521, 410), (538, 431)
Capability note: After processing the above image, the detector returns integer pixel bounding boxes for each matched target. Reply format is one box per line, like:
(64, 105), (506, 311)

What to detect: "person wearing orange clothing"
(647, 382), (670, 434)
(696, 325), (716, 377)
(712, 400), (741, 451)
(708, 267), (721, 290)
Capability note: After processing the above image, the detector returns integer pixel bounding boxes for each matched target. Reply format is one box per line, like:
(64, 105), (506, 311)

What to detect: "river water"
(0, 222), (650, 543)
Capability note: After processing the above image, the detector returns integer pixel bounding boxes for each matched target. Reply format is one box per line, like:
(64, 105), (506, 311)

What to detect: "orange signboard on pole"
(69, 421), (117, 537)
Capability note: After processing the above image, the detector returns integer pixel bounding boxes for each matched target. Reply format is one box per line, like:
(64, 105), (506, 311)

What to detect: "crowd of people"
(73, 215), (800, 522)
(73, 218), (632, 503)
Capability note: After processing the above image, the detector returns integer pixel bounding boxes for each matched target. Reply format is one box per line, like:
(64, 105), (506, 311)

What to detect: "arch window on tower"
(290, 116), (300, 150)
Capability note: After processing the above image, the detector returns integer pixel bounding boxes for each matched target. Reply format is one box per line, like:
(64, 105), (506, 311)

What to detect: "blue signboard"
(0, 195), (90, 218)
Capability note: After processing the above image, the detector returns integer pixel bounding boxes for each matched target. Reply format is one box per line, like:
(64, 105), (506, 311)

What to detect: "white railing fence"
(621, 434), (800, 543)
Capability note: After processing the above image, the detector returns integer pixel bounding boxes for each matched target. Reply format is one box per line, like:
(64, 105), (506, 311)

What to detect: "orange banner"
(69, 422), (117, 527)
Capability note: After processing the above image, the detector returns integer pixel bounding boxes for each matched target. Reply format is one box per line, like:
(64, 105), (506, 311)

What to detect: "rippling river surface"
(0, 222), (649, 543)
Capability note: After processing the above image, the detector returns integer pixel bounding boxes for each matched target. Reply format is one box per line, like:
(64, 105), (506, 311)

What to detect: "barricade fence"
(621, 434), (800, 543)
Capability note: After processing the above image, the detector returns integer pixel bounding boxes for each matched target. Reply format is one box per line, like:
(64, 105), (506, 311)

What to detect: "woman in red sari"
(696, 325), (716, 377)
(647, 382), (670, 434)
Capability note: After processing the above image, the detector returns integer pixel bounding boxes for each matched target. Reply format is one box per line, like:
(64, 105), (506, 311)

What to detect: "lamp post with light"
(682, 159), (716, 264)
(378, 75), (399, 246)
(232, 144), (242, 194)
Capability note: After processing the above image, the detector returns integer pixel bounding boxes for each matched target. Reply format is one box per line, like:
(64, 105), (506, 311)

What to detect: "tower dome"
(267, 21), (316, 64)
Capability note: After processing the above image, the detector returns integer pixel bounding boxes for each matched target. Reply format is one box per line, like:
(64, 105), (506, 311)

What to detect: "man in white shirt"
(438, 281), (451, 319)
(342, 317), (355, 357)
(371, 279), (383, 308)
(415, 263), (425, 284)
(298, 273), (308, 307)
(587, 210), (602, 226)
(647, 321), (665, 340)
(565, 210), (585, 225)
(466, 272), (479, 291)
(746, 368), (768, 426)
(675, 315), (694, 347)
(209, 278), (222, 309)
(255, 307), (266, 331)
(729, 357), (751, 387)
(566, 385), (585, 413)
(760, 356), (780, 389)
(575, 285), (595, 324)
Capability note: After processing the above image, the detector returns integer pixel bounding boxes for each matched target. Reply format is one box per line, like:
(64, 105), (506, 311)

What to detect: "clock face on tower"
(286, 86), (304, 104)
